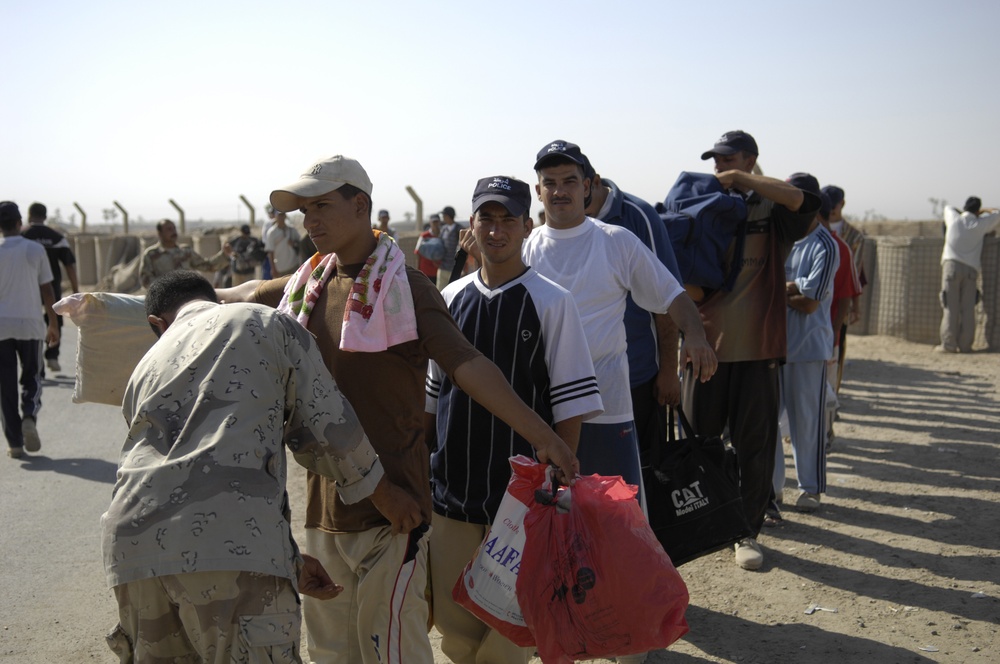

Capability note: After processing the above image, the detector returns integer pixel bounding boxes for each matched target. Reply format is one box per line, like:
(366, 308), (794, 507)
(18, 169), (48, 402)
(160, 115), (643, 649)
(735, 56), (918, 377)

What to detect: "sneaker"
(22, 418), (41, 453)
(795, 491), (821, 513)
(734, 537), (763, 570)
(933, 345), (957, 353)
(7, 446), (24, 459)
(46, 358), (61, 373)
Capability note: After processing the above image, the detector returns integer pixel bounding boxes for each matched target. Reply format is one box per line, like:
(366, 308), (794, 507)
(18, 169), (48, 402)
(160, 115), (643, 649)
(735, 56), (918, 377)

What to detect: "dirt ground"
(1, 332), (997, 663)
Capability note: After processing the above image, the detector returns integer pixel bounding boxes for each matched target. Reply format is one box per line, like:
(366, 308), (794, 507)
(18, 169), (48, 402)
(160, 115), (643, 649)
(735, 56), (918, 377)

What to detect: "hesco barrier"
(852, 236), (997, 349)
(62, 229), (998, 351)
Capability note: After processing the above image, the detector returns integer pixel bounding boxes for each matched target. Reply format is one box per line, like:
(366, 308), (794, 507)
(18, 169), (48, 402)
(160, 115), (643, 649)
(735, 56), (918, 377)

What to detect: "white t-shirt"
(942, 207), (1000, 272)
(522, 217), (684, 423)
(264, 224), (301, 273)
(0, 235), (53, 340)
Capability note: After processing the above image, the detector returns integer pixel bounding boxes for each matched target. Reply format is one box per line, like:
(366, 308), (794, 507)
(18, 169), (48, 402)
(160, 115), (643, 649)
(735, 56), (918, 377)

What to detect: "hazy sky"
(4, 0), (998, 227)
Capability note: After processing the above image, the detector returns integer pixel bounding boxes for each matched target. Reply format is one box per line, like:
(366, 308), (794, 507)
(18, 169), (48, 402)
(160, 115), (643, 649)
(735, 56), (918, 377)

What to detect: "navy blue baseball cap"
(534, 140), (589, 171)
(701, 130), (759, 160)
(822, 185), (845, 209)
(472, 176), (531, 217)
(786, 172), (821, 196)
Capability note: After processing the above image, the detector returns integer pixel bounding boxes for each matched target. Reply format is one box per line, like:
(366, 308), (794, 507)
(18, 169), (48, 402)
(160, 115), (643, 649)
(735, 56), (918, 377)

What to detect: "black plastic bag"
(643, 407), (753, 566)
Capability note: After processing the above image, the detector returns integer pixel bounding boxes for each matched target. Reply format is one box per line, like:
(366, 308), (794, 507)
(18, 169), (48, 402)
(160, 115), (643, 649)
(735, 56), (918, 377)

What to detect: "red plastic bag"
(517, 467), (690, 663)
(451, 455), (552, 647)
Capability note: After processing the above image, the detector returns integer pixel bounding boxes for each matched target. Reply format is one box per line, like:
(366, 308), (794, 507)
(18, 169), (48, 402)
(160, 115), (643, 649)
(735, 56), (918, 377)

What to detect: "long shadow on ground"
(663, 604), (938, 663)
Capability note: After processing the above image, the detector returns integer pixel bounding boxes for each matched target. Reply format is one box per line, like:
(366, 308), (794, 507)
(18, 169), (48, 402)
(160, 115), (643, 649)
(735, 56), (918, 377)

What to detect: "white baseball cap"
(270, 155), (373, 212)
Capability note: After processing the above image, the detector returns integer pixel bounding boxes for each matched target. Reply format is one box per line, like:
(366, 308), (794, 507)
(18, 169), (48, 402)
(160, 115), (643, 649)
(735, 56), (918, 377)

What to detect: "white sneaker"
(734, 537), (763, 570)
(795, 492), (821, 513)
(46, 358), (61, 373)
(22, 418), (41, 453)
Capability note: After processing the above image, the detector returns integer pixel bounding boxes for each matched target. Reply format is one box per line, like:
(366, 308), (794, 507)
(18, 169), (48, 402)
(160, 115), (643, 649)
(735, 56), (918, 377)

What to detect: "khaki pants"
(940, 259), (979, 352)
(303, 526), (433, 664)
(429, 513), (532, 664)
(108, 571), (301, 664)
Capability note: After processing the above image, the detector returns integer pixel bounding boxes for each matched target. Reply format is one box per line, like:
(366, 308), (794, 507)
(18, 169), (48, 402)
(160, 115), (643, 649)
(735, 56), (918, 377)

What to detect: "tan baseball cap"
(270, 155), (373, 212)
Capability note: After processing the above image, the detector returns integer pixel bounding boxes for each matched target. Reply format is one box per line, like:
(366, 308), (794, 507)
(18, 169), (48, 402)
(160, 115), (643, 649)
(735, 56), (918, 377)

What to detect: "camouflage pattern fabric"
(103, 300), (384, 589)
(108, 570), (301, 663)
(139, 243), (230, 289)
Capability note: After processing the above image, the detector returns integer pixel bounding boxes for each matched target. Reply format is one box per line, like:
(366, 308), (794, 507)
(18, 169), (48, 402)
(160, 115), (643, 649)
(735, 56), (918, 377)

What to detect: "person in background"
(375, 208), (395, 239)
(936, 196), (1000, 353)
(22, 202), (78, 373)
(263, 210), (301, 278)
(414, 213), (442, 280)
(139, 219), (232, 289)
(771, 173), (838, 516)
(436, 205), (460, 290)
(822, 185), (865, 391)
(0, 202), (59, 459)
(261, 205), (277, 279)
(227, 224), (265, 286)
(815, 191), (861, 451)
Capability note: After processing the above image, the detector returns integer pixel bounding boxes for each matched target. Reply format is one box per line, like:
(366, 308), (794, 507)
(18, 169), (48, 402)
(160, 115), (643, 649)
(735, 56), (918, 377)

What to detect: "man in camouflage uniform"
(139, 219), (233, 289)
(102, 270), (420, 663)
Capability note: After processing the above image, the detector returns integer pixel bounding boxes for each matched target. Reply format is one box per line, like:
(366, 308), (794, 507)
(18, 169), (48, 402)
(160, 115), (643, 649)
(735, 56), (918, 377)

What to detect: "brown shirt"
(255, 266), (480, 532)
(698, 194), (816, 363)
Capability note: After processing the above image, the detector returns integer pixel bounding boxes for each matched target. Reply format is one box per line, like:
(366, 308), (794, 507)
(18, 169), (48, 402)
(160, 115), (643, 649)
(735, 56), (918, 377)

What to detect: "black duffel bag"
(643, 407), (752, 566)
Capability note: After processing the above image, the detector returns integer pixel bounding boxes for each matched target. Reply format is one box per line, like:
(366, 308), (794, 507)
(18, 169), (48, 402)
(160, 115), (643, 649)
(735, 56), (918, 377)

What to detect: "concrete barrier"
(74, 236), (98, 286)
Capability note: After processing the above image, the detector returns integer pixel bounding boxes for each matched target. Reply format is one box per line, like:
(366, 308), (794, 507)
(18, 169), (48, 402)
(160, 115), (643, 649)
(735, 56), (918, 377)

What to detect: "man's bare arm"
(716, 171), (805, 211)
(217, 279), (263, 304)
(654, 313), (681, 406)
(66, 264), (79, 294)
(553, 415), (583, 455)
(453, 355), (578, 480)
(786, 281), (820, 314)
(40, 282), (60, 346)
(666, 293), (717, 383)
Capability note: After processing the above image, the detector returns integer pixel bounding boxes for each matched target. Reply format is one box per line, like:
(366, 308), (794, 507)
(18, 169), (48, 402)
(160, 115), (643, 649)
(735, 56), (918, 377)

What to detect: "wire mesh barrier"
(856, 236), (998, 350)
(62, 229), (998, 351)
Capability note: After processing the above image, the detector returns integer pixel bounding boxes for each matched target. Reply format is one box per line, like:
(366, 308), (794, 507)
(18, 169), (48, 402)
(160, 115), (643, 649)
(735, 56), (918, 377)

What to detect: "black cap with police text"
(472, 176), (532, 217)
(534, 140), (589, 171)
(700, 130), (759, 160)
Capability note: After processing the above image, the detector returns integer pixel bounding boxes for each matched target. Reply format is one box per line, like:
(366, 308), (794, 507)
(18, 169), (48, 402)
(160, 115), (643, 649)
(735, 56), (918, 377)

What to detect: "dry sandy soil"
(1, 332), (997, 663)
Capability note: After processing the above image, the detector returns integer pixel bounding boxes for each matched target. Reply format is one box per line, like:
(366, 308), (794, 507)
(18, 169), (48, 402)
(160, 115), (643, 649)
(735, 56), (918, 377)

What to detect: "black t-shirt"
(22, 224), (75, 297)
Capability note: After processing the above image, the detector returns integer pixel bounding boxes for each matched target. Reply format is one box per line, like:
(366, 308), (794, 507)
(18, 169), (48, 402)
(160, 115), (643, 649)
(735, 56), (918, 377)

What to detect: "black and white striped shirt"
(426, 268), (602, 524)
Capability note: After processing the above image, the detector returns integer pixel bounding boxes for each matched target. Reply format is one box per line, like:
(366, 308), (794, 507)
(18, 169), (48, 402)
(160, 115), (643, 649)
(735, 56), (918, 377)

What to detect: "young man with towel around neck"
(219, 155), (578, 664)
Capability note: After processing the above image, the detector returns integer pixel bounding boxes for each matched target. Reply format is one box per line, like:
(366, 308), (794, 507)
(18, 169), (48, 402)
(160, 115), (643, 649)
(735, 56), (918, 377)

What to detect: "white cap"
(270, 155), (373, 212)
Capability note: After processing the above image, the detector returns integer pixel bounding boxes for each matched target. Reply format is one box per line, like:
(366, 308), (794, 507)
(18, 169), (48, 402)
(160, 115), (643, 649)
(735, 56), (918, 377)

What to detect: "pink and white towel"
(278, 230), (417, 352)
